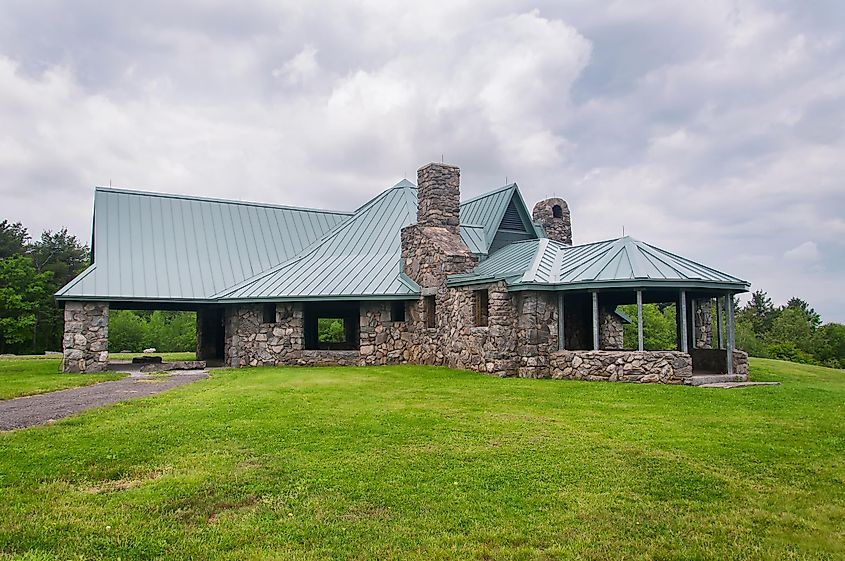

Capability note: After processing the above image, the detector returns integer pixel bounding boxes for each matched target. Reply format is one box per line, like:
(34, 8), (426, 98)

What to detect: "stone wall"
(550, 350), (694, 384)
(532, 198), (572, 245)
(600, 308), (624, 350)
(62, 302), (109, 373)
(224, 303), (303, 367)
(223, 301), (413, 367)
(359, 301), (412, 365)
(515, 292), (558, 378)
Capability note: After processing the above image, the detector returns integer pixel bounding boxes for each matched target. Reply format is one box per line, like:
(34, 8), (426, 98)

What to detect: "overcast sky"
(1, 1), (843, 321)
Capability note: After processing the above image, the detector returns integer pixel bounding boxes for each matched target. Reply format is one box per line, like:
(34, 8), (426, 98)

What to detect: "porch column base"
(62, 302), (109, 373)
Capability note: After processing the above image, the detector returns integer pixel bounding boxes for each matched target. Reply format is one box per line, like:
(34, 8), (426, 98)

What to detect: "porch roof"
(447, 236), (750, 293)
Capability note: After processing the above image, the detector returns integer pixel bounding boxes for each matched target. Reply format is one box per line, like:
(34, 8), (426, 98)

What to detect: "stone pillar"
(599, 308), (624, 350)
(692, 299), (713, 349)
(532, 198), (572, 245)
(62, 302), (109, 373)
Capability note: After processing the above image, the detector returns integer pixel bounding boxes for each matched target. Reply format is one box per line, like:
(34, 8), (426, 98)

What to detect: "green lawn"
(0, 359), (123, 400)
(0, 358), (843, 560)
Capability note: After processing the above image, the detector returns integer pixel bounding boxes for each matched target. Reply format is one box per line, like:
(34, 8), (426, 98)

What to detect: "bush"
(766, 342), (816, 365)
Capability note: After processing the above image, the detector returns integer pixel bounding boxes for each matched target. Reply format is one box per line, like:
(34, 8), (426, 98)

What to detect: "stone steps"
(685, 373), (748, 386)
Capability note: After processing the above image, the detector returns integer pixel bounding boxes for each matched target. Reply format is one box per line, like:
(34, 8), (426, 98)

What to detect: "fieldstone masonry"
(600, 308), (624, 350)
(551, 351), (693, 383)
(62, 302), (109, 373)
(61, 162), (747, 385)
(532, 198), (572, 245)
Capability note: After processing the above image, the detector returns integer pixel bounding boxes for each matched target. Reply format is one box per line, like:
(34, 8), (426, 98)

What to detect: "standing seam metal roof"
(55, 188), (352, 301)
(448, 236), (750, 291)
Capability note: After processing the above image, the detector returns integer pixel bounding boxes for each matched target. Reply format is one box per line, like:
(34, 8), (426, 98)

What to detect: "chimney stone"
(532, 198), (572, 245)
(417, 163), (460, 233)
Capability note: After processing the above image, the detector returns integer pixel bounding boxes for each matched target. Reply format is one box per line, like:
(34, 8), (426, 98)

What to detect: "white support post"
(726, 292), (735, 376)
(558, 293), (565, 351)
(636, 290), (644, 352)
(679, 290), (688, 353)
(592, 291), (600, 351)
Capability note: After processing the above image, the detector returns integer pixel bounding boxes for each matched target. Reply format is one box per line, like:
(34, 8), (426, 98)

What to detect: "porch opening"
(304, 301), (360, 350)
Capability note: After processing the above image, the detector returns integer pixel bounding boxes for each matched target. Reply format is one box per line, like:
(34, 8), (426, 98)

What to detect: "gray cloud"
(0, 1), (843, 321)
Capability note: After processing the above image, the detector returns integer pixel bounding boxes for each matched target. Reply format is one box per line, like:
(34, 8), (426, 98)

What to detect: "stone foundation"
(550, 350), (693, 383)
(62, 302), (109, 373)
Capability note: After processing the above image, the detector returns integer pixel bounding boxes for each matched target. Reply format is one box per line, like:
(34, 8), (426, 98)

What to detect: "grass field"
(0, 358), (843, 560)
(0, 359), (123, 400)
(0, 353), (196, 400)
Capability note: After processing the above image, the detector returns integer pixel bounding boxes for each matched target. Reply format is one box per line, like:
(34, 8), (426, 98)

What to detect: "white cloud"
(0, 0), (843, 321)
(784, 241), (821, 262)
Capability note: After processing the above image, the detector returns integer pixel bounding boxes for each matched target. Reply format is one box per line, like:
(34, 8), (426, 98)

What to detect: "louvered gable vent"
(499, 199), (526, 232)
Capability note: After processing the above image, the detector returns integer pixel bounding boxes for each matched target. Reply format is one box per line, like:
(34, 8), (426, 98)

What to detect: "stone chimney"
(417, 163), (461, 234)
(532, 198), (572, 245)
(401, 162), (476, 288)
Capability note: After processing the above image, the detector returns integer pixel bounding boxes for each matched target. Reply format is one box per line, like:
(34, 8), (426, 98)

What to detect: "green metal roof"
(216, 180), (422, 301)
(56, 188), (351, 302)
(459, 184), (535, 247)
(448, 236), (750, 292)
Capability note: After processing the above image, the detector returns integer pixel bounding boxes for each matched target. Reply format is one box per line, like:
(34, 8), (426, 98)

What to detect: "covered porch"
(550, 287), (746, 384)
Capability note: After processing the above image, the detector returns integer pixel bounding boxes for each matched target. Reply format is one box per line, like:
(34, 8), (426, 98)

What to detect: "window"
(425, 295), (436, 328)
(262, 303), (276, 323)
(304, 301), (360, 350)
(390, 301), (406, 322)
(318, 318), (346, 343)
(552, 204), (563, 218)
(474, 290), (489, 327)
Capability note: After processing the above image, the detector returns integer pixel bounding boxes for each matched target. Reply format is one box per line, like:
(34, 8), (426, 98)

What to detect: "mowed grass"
(0, 359), (843, 560)
(0, 359), (122, 400)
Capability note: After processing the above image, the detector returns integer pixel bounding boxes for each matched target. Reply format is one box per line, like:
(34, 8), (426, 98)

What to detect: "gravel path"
(0, 369), (208, 431)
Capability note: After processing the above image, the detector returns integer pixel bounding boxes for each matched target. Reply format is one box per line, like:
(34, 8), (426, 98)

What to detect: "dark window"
(262, 303), (276, 323)
(425, 295), (436, 328)
(390, 301), (406, 322)
(552, 204), (563, 218)
(474, 290), (489, 327)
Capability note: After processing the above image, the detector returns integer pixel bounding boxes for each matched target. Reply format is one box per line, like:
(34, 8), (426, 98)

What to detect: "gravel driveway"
(0, 369), (208, 431)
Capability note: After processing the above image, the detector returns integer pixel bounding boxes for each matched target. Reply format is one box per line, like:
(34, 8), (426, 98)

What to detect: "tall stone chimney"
(401, 162), (476, 288)
(417, 163), (461, 234)
(532, 198), (572, 245)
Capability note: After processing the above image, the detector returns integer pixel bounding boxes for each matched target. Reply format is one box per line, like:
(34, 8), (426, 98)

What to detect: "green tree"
(108, 310), (147, 352)
(29, 229), (90, 353)
(735, 316), (768, 357)
(785, 297), (822, 329)
(769, 307), (815, 355)
(621, 303), (678, 350)
(0, 221), (29, 258)
(0, 256), (51, 353)
(812, 323), (845, 369)
(738, 290), (779, 334)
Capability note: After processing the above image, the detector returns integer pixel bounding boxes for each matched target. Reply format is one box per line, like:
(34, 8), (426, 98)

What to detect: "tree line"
(0, 219), (196, 355)
(619, 292), (845, 369)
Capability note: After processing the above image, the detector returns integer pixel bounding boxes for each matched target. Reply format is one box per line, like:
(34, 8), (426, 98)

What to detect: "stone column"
(692, 299), (713, 349)
(532, 198), (572, 245)
(599, 307), (624, 350)
(62, 302), (109, 373)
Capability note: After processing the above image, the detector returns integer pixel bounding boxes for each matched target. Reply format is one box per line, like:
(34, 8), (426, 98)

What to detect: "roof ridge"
(94, 186), (353, 216)
(460, 183), (517, 206)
